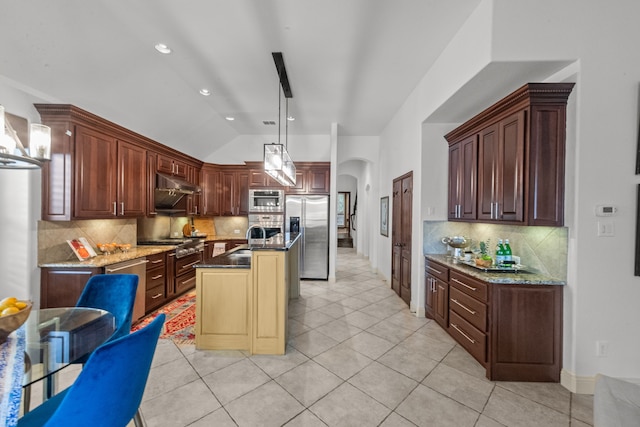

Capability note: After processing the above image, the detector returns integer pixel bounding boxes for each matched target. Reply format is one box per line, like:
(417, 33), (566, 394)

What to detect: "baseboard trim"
(561, 369), (596, 394)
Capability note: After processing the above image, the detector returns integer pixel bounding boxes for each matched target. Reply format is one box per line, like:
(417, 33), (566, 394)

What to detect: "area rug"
(131, 291), (196, 344)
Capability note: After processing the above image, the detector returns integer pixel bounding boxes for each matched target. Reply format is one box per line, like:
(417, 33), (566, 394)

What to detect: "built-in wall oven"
(248, 189), (284, 213)
(248, 214), (284, 245)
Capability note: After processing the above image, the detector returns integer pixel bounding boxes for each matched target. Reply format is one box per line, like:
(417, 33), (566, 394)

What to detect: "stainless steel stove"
(137, 238), (204, 258)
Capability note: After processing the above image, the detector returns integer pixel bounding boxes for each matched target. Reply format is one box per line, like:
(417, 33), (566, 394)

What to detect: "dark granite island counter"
(194, 234), (300, 354)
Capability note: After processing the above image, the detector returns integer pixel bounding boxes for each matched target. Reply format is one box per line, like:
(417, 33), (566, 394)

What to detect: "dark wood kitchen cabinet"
(448, 135), (477, 220)
(145, 252), (167, 313)
(73, 127), (146, 219)
(445, 83), (574, 226)
(220, 166), (249, 216)
(425, 258), (449, 329)
(157, 154), (188, 179)
(40, 267), (102, 308)
(246, 161), (283, 189)
(201, 165), (221, 216)
(424, 256), (563, 382)
(286, 162), (330, 194)
(36, 104), (202, 221)
(186, 164), (202, 216)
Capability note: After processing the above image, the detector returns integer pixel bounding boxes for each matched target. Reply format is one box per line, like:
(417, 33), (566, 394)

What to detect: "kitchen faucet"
(246, 224), (266, 246)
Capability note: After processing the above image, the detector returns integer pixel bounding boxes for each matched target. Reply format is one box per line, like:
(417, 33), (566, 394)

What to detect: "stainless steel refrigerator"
(285, 195), (329, 280)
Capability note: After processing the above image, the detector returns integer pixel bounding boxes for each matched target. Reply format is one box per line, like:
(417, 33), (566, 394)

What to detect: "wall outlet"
(234, 229), (240, 234)
(596, 340), (609, 357)
(173, 231), (180, 237)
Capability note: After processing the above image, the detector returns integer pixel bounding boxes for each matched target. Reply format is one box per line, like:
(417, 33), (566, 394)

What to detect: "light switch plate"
(597, 221), (615, 237)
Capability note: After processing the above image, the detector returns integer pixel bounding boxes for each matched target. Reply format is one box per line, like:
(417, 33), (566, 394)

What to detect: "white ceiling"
(0, 0), (482, 159)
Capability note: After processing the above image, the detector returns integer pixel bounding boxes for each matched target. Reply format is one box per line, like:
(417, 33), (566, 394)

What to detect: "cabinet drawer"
(425, 259), (449, 282)
(176, 253), (202, 276)
(145, 283), (165, 311)
(449, 286), (487, 331)
(450, 271), (488, 302)
(175, 269), (196, 294)
(449, 311), (486, 365)
(146, 252), (166, 267)
(146, 267), (165, 290)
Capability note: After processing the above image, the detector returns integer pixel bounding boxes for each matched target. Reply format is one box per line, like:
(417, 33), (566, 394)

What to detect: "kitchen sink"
(228, 249), (252, 259)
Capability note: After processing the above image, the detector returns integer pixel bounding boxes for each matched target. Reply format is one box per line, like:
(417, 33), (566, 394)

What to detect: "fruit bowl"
(0, 301), (32, 344)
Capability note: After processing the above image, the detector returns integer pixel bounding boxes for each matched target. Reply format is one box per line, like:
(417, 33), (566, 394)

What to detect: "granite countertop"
(39, 246), (174, 268)
(196, 233), (301, 269)
(425, 253), (566, 285)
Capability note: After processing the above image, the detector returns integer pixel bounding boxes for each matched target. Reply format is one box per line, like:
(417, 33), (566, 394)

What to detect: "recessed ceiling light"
(199, 88), (211, 96)
(287, 116), (295, 121)
(154, 43), (172, 54)
(225, 116), (235, 121)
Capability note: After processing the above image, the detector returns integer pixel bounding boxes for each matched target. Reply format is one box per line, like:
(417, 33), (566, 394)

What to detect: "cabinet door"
(478, 124), (499, 221)
(201, 166), (220, 217)
(425, 275), (436, 319)
(157, 154), (187, 178)
(186, 165), (202, 216)
(308, 167), (330, 193)
(236, 170), (250, 215)
(41, 122), (73, 221)
(434, 278), (448, 328)
(448, 136), (476, 220)
(220, 171), (235, 215)
(498, 112), (524, 222)
(287, 170), (306, 193)
(74, 125), (118, 218)
(117, 140), (147, 217)
(146, 152), (158, 217)
(41, 267), (101, 308)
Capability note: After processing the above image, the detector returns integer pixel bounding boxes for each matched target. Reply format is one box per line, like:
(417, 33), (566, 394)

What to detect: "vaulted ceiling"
(0, 0), (481, 158)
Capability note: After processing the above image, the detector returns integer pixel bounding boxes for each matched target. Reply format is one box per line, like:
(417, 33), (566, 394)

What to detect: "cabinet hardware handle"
(120, 202), (125, 216)
(496, 202), (500, 219)
(451, 298), (476, 315)
(112, 202), (117, 216)
(428, 266), (443, 275)
(151, 293), (163, 299)
(151, 274), (163, 280)
(490, 202), (494, 219)
(181, 260), (200, 270)
(181, 277), (195, 285)
(168, 253), (176, 258)
(451, 278), (477, 291)
(451, 323), (476, 344)
(151, 259), (163, 264)
(105, 259), (149, 273)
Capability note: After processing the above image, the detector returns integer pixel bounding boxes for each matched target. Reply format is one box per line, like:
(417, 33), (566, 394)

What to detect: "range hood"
(154, 173), (201, 214)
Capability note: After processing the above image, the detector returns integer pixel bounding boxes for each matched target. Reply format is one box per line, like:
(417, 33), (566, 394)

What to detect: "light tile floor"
(31, 248), (594, 426)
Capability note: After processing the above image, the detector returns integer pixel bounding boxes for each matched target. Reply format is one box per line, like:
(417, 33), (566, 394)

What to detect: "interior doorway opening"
(337, 191), (353, 248)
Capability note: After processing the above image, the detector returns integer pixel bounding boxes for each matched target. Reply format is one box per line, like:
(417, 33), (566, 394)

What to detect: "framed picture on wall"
(380, 196), (389, 236)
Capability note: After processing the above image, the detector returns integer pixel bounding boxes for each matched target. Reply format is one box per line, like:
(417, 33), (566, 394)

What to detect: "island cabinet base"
(252, 250), (289, 355)
(195, 269), (252, 351)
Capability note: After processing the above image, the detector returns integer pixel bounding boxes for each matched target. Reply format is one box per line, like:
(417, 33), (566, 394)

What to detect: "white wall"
(205, 133), (331, 164)
(0, 80), (49, 306)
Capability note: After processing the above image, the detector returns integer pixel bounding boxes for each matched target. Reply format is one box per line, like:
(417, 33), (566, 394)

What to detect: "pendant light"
(264, 52), (296, 186)
(0, 105), (51, 169)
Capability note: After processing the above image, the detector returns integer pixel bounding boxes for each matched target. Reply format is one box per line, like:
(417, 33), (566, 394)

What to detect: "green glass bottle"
(504, 239), (512, 262)
(496, 239), (505, 265)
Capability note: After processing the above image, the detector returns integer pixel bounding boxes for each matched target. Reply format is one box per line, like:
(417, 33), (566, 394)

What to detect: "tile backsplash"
(423, 220), (568, 280)
(38, 219), (136, 264)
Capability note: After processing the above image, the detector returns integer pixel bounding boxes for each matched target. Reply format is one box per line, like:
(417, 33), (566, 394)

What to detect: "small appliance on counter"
(441, 236), (471, 259)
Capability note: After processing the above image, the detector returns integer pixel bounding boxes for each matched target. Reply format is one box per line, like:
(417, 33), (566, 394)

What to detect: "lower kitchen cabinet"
(145, 252), (166, 313)
(424, 256), (563, 382)
(41, 267), (102, 308)
(196, 268), (252, 350)
(174, 252), (201, 295)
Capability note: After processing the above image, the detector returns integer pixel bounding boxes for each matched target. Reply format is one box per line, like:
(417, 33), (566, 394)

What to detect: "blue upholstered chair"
(18, 314), (165, 427)
(76, 274), (139, 343)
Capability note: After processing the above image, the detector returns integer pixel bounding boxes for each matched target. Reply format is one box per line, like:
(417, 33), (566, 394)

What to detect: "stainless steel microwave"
(248, 189), (284, 213)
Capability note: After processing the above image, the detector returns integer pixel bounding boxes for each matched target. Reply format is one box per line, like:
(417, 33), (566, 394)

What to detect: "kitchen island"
(194, 234), (300, 355)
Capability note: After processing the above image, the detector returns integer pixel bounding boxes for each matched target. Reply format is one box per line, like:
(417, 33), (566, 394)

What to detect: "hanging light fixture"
(264, 52), (296, 186)
(0, 105), (51, 169)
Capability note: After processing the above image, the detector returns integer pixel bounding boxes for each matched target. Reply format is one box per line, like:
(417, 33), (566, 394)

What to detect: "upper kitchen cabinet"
(157, 154), (188, 179)
(36, 104), (202, 221)
(201, 164), (220, 217)
(448, 135), (477, 220)
(220, 166), (249, 216)
(186, 164), (202, 216)
(444, 83), (574, 226)
(246, 161), (283, 189)
(286, 162), (330, 194)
